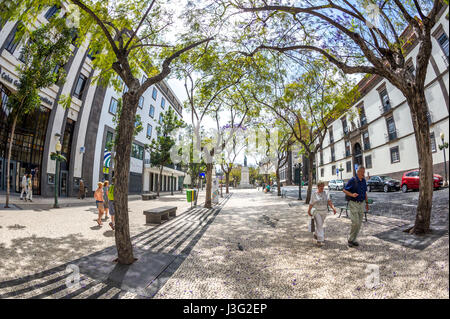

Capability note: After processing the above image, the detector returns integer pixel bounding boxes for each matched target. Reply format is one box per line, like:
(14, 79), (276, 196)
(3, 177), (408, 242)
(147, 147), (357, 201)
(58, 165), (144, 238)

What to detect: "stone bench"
(143, 206), (177, 224)
(142, 193), (157, 200)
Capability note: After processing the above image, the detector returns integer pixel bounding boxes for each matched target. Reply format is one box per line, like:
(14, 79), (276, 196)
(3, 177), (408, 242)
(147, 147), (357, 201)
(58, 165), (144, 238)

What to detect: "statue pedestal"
(239, 166), (253, 189)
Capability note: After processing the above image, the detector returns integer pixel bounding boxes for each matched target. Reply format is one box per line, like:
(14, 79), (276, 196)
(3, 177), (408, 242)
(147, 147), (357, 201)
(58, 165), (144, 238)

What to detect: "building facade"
(0, 4), (185, 197)
(316, 9), (449, 184)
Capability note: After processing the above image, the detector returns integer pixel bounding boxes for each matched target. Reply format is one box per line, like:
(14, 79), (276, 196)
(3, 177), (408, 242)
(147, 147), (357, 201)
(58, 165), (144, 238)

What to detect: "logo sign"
(104, 149), (111, 168)
(336, 168), (340, 175)
(199, 172), (205, 178)
(354, 164), (359, 172)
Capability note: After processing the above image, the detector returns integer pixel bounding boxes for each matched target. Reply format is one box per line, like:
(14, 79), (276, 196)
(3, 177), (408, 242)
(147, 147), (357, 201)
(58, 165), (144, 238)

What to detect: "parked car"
(367, 175), (401, 192)
(328, 179), (344, 190)
(401, 169), (443, 193)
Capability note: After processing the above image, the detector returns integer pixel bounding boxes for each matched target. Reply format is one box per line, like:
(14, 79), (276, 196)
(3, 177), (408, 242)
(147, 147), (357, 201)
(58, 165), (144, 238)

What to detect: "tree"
(3, 19), (72, 208)
(149, 108), (185, 196)
(4, 0), (213, 264)
(230, 0), (448, 234)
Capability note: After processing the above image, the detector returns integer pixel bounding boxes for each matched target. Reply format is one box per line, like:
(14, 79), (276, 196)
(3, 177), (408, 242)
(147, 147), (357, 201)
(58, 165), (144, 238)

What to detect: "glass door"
(60, 170), (68, 197)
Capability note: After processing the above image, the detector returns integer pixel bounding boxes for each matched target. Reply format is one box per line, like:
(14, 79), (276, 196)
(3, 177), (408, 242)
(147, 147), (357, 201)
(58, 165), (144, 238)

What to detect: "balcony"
(360, 117), (367, 127)
(385, 129), (399, 142)
(379, 103), (392, 115)
(426, 110), (433, 125)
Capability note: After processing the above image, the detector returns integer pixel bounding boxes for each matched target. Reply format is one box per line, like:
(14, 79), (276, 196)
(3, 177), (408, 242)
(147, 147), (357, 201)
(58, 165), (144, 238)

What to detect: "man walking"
(343, 165), (369, 248)
(26, 174), (33, 202)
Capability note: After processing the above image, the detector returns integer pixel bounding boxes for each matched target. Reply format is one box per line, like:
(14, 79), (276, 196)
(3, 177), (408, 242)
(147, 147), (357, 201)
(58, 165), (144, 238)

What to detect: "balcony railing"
(379, 103), (392, 115)
(385, 129), (399, 142)
(360, 117), (367, 126)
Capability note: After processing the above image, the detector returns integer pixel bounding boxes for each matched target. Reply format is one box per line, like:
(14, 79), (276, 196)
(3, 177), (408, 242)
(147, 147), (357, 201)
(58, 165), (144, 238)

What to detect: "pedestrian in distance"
(20, 174), (27, 200)
(307, 181), (337, 246)
(26, 174), (33, 202)
(94, 182), (105, 226)
(343, 165), (369, 248)
(78, 179), (85, 199)
(103, 180), (110, 220)
(107, 181), (115, 231)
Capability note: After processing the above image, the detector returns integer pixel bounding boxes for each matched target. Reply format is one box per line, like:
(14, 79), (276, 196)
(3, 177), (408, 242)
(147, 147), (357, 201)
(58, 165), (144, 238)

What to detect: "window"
(380, 89), (391, 113)
(123, 85), (128, 94)
(386, 116), (397, 141)
(147, 124), (153, 139)
(159, 113), (164, 124)
(161, 97), (165, 109)
(329, 127), (334, 143)
(390, 146), (400, 163)
(430, 132), (437, 153)
(142, 75), (147, 84)
(342, 117), (348, 135)
(365, 155), (372, 169)
(131, 143), (144, 160)
(138, 96), (144, 109)
(359, 105), (367, 126)
(70, 28), (79, 45)
(332, 165), (336, 175)
(152, 88), (157, 100)
(346, 161), (351, 172)
(109, 97), (118, 115)
(149, 105), (155, 118)
(87, 48), (99, 60)
(406, 61), (415, 76)
(363, 131), (370, 150)
(319, 151), (323, 166)
(330, 146), (335, 162)
(0, 17), (5, 31)
(5, 25), (21, 54)
(44, 5), (60, 20)
(437, 32), (449, 60)
(73, 74), (87, 99)
(105, 131), (114, 151)
(345, 141), (351, 157)
(320, 168), (324, 177)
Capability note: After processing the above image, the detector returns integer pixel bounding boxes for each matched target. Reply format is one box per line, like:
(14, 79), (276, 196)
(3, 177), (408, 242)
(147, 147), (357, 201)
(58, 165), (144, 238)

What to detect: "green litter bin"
(186, 189), (197, 203)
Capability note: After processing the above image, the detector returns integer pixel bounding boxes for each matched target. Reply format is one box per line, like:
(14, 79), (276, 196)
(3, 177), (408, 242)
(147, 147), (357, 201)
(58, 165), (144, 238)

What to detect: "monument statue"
(239, 154), (252, 188)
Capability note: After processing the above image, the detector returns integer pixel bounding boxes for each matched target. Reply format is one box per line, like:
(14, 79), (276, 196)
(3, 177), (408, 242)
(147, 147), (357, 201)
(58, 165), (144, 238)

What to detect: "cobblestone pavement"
(154, 189), (448, 299)
(0, 191), (230, 299)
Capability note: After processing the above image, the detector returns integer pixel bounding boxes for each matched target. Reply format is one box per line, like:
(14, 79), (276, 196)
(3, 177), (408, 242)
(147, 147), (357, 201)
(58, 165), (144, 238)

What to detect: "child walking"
(307, 181), (337, 246)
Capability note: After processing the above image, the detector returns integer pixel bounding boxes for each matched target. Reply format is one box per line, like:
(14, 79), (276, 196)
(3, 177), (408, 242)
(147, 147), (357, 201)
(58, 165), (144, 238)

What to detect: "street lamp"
(171, 172), (174, 195)
(339, 163), (344, 180)
(295, 162), (302, 200)
(439, 132), (448, 187)
(54, 139), (62, 208)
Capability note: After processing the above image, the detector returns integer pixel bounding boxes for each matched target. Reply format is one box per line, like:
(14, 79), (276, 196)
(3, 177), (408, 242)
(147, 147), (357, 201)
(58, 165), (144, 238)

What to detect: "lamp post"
(54, 139), (62, 208)
(295, 162), (302, 200)
(339, 163), (344, 180)
(171, 173), (174, 195)
(439, 132), (448, 187)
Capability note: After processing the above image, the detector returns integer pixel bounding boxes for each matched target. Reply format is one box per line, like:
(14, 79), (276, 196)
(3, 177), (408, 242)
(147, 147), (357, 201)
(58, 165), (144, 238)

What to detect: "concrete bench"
(142, 193), (157, 200)
(143, 206), (177, 224)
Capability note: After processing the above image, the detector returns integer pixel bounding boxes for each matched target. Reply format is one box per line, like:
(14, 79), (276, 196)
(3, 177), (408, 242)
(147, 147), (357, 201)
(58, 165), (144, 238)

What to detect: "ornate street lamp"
(295, 162), (302, 200)
(52, 138), (62, 208)
(439, 132), (448, 187)
(339, 163), (344, 180)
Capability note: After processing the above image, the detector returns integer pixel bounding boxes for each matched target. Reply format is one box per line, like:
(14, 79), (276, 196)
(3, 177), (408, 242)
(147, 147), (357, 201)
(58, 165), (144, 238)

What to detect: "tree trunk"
(276, 167), (281, 196)
(405, 90), (434, 234)
(5, 115), (18, 208)
(305, 153), (314, 204)
(204, 162), (213, 208)
(225, 172), (230, 194)
(113, 92), (138, 265)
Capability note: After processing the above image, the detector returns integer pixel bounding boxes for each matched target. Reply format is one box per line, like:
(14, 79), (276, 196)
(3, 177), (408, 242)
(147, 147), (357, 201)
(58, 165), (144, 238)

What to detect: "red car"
(401, 169), (443, 193)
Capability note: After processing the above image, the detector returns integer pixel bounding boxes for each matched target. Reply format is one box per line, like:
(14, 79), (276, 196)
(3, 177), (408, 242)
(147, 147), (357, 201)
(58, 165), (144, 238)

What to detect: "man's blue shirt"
(344, 176), (367, 202)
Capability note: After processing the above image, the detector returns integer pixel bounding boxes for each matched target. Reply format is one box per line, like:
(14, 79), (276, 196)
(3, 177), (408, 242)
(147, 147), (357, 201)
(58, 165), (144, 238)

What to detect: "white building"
(91, 76), (186, 194)
(0, 3), (186, 197)
(316, 8), (449, 183)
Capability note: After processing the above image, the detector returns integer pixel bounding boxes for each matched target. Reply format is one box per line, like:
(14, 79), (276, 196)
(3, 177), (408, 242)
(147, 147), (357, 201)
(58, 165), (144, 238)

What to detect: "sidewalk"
(0, 190), (190, 210)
